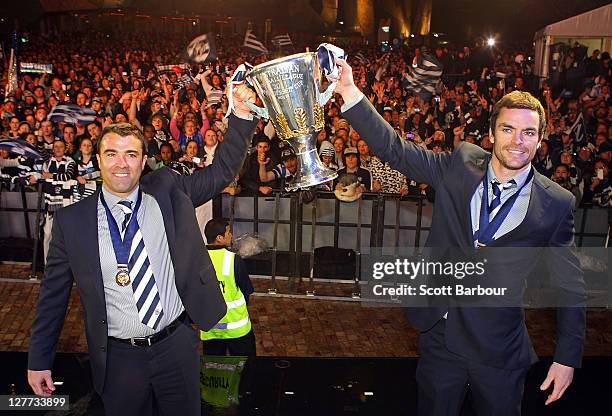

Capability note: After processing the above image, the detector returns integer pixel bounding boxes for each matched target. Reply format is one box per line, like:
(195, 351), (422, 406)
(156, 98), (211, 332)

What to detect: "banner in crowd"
(243, 30), (268, 55)
(186, 32), (217, 63)
(19, 63), (53, 74)
(155, 63), (190, 75)
(5, 31), (19, 97)
(48, 104), (98, 125)
(568, 112), (588, 145)
(271, 34), (293, 48)
(402, 52), (443, 97)
(354, 52), (370, 65)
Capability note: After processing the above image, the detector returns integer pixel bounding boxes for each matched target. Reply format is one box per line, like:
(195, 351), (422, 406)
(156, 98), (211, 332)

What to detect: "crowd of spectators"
(1, 29), (610, 210)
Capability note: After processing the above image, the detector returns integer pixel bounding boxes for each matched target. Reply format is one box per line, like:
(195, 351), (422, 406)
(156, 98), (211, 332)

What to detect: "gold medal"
(116, 269), (131, 286)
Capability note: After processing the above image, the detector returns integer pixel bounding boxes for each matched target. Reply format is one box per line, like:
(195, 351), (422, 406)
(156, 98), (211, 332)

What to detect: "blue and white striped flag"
(403, 53), (443, 97)
(48, 104), (97, 125)
(243, 30), (268, 55)
(271, 34), (293, 48)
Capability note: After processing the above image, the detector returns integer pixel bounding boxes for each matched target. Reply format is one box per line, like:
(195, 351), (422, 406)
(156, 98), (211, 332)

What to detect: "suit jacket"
(28, 114), (258, 393)
(344, 97), (586, 370)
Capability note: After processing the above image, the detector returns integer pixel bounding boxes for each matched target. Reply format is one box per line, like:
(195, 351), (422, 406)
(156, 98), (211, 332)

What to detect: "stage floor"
(0, 352), (609, 415)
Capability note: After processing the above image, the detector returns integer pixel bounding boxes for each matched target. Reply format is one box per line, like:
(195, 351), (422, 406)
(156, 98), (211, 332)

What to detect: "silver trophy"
(244, 52), (339, 190)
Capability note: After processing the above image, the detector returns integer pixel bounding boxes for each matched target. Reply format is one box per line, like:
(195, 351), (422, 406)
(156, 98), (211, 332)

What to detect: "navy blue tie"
(489, 181), (503, 211)
(489, 179), (516, 217)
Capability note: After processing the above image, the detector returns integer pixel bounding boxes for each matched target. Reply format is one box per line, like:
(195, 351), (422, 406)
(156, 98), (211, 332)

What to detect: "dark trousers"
(202, 329), (256, 356)
(416, 319), (529, 416)
(101, 321), (201, 416)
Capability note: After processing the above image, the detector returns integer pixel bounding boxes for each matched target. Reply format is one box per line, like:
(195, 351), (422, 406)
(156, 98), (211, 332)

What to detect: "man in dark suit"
(27, 85), (258, 416)
(333, 59), (585, 415)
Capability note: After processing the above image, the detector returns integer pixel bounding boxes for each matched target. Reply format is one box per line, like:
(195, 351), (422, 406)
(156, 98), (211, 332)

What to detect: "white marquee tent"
(534, 3), (612, 80)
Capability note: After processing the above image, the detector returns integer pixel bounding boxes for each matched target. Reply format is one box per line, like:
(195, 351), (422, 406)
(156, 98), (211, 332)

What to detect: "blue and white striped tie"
(488, 179), (516, 219)
(117, 200), (164, 330)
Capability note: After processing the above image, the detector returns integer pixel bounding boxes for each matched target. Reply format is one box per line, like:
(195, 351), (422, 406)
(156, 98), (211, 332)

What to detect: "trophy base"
(285, 168), (338, 191)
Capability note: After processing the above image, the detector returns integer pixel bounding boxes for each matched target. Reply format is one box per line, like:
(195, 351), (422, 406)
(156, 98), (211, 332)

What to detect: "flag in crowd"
(354, 52), (369, 65)
(156, 63), (190, 75)
(243, 30), (268, 55)
(568, 112), (588, 145)
(0, 139), (43, 160)
(6, 30), (19, 97)
(271, 34), (293, 48)
(186, 32), (217, 63)
(48, 104), (97, 125)
(19, 62), (53, 74)
(402, 52), (443, 96)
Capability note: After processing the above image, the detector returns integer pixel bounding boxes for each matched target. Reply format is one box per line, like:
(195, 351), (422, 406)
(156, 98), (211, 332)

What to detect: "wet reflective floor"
(0, 352), (609, 415)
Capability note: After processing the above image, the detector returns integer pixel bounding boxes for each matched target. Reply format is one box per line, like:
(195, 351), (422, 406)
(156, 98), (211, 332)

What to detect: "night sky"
(431, 0), (611, 43)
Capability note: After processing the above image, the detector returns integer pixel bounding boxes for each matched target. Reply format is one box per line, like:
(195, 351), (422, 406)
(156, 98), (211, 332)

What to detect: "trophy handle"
(244, 101), (269, 119)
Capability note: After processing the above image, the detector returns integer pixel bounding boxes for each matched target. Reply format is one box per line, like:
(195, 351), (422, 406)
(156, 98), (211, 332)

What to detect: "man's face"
(345, 154), (358, 169)
(218, 225), (233, 246)
(143, 126), (155, 139)
(88, 123), (101, 138)
(35, 109), (47, 122)
(41, 121), (53, 137)
(560, 153), (572, 165)
(204, 130), (217, 147)
(256, 141), (269, 155)
(52, 141), (66, 159)
(284, 157), (297, 174)
(63, 128), (75, 143)
(96, 133), (146, 198)
(490, 108), (541, 174)
(76, 93), (87, 107)
(9, 118), (19, 131)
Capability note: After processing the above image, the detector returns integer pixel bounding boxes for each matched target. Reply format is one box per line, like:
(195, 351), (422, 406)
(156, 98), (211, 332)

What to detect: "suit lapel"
(462, 152), (490, 245)
(81, 190), (105, 301)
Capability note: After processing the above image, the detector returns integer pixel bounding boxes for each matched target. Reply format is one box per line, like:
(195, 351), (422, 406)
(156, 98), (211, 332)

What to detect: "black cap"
(281, 148), (296, 161)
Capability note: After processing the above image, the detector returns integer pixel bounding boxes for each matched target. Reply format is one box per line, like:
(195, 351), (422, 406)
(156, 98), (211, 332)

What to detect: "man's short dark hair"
(97, 122), (147, 156)
(489, 91), (546, 140)
(255, 136), (270, 145)
(204, 218), (229, 243)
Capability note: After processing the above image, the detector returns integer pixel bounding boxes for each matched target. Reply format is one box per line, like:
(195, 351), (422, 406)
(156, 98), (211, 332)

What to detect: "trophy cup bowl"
(245, 52), (338, 191)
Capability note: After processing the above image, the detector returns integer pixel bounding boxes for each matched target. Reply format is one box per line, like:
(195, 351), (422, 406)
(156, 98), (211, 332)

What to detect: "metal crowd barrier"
(1, 181), (610, 293)
(216, 190), (430, 298)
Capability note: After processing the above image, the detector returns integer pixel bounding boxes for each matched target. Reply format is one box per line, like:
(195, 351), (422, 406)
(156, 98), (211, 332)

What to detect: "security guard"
(201, 219), (256, 355)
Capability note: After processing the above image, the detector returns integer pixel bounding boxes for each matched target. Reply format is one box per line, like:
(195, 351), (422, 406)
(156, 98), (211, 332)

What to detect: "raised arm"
(335, 59), (451, 188)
